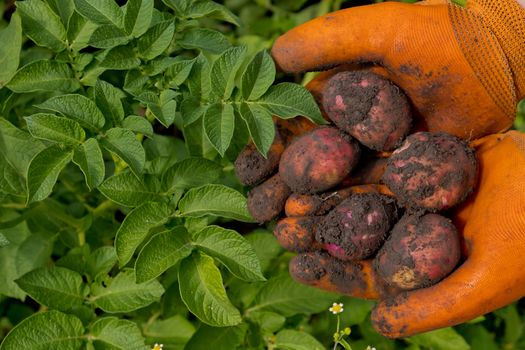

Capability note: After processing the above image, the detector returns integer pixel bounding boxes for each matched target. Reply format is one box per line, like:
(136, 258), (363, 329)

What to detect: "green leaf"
(274, 330), (325, 350)
(407, 328), (470, 350)
(181, 97), (207, 126)
(460, 325), (499, 350)
(184, 1), (241, 26)
(162, 158), (222, 192)
(124, 0), (153, 37)
(186, 53), (211, 99)
(90, 317), (148, 350)
(147, 89), (178, 127)
(245, 231), (283, 273)
(37, 94), (105, 130)
(124, 69), (148, 96)
(239, 103), (275, 156)
(25, 113), (85, 145)
(0, 311), (84, 350)
(185, 324), (247, 350)
(86, 246), (117, 281)
(0, 119), (45, 179)
(241, 50), (275, 100)
(88, 24), (130, 49)
(494, 304), (523, 345)
(17, 0), (67, 52)
(15, 266), (87, 312)
(115, 201), (170, 267)
(0, 234), (9, 247)
(246, 311), (285, 333)
(210, 46), (247, 101)
(137, 20), (175, 60)
(74, 0), (123, 28)
(99, 172), (163, 207)
(95, 80), (125, 126)
(122, 116), (153, 137)
(258, 83), (325, 124)
(67, 11), (99, 52)
(7, 60), (80, 93)
(178, 28), (230, 54)
(203, 103), (235, 156)
(72, 138), (105, 190)
(143, 315), (195, 348)
(100, 127), (145, 177)
(0, 12), (22, 88)
(193, 226), (265, 282)
(178, 184), (254, 222)
(90, 269), (164, 313)
(27, 145), (73, 203)
(47, 0), (75, 25)
(178, 252), (242, 327)
(135, 226), (193, 283)
(0, 217), (31, 299)
(165, 58), (195, 86)
(250, 274), (336, 317)
(99, 44), (141, 70)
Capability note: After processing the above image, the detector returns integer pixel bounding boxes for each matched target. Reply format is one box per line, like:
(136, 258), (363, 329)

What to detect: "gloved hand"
(272, 0), (525, 141)
(236, 0), (525, 338)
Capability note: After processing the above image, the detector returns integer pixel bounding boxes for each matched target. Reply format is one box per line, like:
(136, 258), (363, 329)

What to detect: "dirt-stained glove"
(271, 0), (525, 140)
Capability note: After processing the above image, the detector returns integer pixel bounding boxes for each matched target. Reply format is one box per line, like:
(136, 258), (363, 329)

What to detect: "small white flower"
(365, 346), (376, 350)
(329, 302), (344, 314)
(152, 343), (164, 350)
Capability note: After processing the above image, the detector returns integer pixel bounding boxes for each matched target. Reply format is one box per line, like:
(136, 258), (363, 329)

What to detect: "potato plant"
(0, 1), (525, 350)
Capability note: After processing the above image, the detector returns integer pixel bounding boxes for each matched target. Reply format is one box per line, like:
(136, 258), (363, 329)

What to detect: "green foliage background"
(0, 0), (524, 349)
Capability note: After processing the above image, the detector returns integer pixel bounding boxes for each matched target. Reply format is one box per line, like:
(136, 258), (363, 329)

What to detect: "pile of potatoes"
(234, 71), (478, 293)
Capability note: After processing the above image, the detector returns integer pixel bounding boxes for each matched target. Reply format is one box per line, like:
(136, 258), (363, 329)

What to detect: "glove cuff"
(448, 0), (525, 117)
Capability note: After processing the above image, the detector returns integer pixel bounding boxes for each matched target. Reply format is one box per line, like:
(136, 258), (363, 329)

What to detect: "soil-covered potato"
(383, 132), (478, 211)
(279, 126), (360, 194)
(247, 173), (291, 223)
(234, 128), (285, 186)
(322, 71), (412, 151)
(374, 213), (461, 291)
(273, 217), (321, 252)
(315, 193), (398, 261)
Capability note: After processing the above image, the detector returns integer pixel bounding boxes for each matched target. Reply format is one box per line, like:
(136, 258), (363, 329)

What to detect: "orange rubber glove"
(272, 0), (525, 141)
(289, 131), (525, 338)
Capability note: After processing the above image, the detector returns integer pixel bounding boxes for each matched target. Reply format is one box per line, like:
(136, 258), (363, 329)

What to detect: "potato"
(315, 193), (398, 261)
(247, 173), (291, 223)
(279, 126), (360, 194)
(374, 213), (461, 291)
(234, 127), (285, 186)
(322, 71), (412, 151)
(383, 132), (478, 211)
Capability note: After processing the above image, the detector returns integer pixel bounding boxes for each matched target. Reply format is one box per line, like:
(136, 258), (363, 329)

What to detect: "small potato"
(273, 217), (321, 252)
(322, 71), (412, 151)
(383, 132), (478, 211)
(234, 127), (285, 186)
(374, 213), (461, 291)
(316, 193), (398, 261)
(279, 127), (360, 194)
(247, 173), (291, 223)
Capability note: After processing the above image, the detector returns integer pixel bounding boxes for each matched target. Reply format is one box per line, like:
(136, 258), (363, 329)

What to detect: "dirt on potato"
(322, 71), (412, 152)
(315, 193), (398, 261)
(247, 173), (291, 223)
(234, 127), (285, 186)
(383, 132), (478, 212)
(374, 213), (461, 291)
